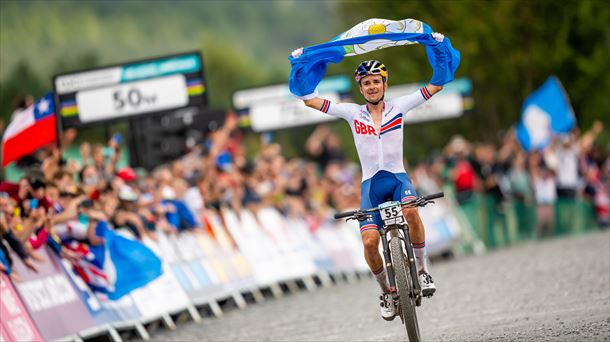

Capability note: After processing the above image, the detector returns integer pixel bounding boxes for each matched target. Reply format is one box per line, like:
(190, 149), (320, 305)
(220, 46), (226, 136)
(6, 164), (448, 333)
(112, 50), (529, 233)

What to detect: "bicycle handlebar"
(333, 192), (445, 221)
(421, 192), (444, 201)
(334, 210), (358, 220)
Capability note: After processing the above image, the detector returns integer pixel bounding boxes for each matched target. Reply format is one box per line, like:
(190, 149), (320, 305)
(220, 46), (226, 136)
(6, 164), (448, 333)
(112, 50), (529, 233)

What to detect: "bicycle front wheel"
(390, 237), (420, 342)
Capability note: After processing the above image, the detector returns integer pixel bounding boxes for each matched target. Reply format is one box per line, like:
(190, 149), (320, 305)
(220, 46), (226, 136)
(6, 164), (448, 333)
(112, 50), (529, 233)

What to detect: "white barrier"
(4, 203), (462, 341)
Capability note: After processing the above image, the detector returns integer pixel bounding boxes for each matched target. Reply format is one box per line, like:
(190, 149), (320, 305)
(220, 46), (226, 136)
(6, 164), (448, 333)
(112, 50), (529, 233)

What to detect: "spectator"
(583, 156), (610, 229)
(508, 151), (535, 238)
(112, 185), (149, 240)
(0, 192), (39, 279)
(472, 143), (510, 246)
(158, 186), (197, 232)
(305, 125), (345, 171)
(530, 153), (557, 238)
(544, 121), (604, 233)
(445, 135), (477, 204)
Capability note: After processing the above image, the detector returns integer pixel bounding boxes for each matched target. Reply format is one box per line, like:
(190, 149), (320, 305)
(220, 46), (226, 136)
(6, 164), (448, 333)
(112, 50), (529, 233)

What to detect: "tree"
(336, 0), (609, 156)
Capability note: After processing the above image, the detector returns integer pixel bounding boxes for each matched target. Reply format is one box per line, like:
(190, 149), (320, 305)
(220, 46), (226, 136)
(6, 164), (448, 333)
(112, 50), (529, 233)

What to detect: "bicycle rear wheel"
(390, 237), (420, 342)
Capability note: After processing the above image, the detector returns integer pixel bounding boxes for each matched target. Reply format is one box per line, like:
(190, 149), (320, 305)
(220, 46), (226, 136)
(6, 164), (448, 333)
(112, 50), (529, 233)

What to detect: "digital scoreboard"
(53, 52), (207, 128)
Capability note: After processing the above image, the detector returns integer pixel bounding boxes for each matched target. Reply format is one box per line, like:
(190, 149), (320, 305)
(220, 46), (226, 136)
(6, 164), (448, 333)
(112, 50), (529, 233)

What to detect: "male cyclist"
(292, 32), (445, 320)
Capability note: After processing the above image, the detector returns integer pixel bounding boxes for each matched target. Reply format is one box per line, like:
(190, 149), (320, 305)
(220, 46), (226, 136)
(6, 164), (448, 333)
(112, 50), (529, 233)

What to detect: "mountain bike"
(334, 192), (444, 342)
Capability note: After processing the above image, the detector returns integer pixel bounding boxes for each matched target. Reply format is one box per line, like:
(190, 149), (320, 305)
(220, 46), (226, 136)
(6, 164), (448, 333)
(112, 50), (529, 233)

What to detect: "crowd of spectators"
(425, 120), (608, 242)
(0, 100), (608, 282)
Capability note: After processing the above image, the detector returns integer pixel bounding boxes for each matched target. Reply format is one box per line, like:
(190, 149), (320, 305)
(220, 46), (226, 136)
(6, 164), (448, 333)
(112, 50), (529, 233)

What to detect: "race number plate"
(379, 201), (405, 225)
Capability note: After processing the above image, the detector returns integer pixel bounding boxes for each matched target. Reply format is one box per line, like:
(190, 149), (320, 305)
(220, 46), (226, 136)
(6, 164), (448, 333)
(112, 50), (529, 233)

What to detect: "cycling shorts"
(359, 170), (417, 234)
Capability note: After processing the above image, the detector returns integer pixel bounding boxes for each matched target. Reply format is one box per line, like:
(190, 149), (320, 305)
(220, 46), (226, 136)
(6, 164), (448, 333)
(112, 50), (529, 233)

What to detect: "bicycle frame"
(334, 192), (443, 341)
(378, 203), (422, 306)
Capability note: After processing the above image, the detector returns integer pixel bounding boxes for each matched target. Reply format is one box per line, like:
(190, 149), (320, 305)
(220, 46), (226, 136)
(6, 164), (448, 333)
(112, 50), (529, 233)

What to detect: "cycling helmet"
(354, 60), (388, 83)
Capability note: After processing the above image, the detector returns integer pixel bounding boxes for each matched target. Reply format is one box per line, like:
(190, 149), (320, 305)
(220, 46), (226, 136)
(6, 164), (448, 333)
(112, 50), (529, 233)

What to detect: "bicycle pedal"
(382, 314), (396, 322)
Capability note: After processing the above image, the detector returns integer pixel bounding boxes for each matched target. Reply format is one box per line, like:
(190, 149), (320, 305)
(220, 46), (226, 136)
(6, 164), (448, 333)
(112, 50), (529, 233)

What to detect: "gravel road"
(144, 231), (610, 341)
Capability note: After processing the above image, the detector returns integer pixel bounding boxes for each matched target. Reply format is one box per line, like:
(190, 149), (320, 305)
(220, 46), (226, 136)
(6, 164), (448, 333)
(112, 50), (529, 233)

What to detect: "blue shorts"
(359, 170), (417, 234)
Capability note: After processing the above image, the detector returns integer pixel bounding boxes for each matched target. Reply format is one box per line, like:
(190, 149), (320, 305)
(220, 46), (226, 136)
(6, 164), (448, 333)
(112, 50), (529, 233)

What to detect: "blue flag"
(288, 18), (461, 98)
(86, 221), (162, 300)
(516, 76), (576, 151)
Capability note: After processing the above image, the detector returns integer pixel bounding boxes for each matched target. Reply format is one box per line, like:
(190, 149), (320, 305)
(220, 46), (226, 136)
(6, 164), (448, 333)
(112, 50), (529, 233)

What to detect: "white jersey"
(319, 87), (432, 181)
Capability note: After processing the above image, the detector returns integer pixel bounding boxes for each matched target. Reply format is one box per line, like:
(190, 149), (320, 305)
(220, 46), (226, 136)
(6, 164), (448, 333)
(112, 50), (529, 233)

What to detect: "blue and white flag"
(74, 221), (162, 300)
(515, 76), (576, 151)
(288, 18), (461, 97)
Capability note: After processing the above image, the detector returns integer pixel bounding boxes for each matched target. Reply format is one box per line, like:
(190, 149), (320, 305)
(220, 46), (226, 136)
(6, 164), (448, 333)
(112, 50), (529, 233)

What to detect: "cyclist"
(292, 32), (445, 320)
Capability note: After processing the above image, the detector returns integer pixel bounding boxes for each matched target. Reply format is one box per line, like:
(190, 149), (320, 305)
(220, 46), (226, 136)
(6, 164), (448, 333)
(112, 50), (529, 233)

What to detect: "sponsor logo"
(17, 275), (78, 312)
(359, 111), (371, 122)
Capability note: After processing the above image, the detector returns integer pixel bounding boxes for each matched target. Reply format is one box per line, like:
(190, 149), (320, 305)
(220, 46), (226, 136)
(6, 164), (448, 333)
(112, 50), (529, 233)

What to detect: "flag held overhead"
(288, 18), (461, 98)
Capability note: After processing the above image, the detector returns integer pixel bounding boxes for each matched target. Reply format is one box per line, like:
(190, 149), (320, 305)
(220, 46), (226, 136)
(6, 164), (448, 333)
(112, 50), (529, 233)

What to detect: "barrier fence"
(1, 202), (462, 341)
(456, 193), (599, 248)
(1, 193), (597, 341)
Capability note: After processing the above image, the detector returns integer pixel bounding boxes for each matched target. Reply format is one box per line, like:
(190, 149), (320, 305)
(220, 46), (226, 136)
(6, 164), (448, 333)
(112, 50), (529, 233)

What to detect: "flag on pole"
(515, 76), (576, 151)
(2, 92), (57, 166)
(288, 18), (461, 98)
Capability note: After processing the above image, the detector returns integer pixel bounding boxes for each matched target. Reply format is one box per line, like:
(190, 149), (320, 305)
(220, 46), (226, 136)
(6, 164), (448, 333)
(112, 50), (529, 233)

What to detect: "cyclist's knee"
(362, 231), (380, 251)
(404, 208), (421, 225)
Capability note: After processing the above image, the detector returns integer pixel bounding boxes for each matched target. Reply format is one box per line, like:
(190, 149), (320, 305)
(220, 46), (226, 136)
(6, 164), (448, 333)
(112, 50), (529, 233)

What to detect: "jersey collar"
(365, 101), (386, 116)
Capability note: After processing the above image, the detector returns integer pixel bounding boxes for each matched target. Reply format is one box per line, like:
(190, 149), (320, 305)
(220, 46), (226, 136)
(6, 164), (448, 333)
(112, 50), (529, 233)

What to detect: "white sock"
(372, 265), (389, 293)
(413, 241), (429, 274)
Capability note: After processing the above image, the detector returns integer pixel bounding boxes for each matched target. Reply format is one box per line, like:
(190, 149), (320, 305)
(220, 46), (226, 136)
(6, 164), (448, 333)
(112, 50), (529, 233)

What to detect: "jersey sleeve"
(317, 99), (356, 121)
(393, 87), (434, 113)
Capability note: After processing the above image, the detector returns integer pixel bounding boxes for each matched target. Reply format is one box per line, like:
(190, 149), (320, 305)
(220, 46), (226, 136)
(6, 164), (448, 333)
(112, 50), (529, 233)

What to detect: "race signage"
(385, 77), (473, 124)
(10, 248), (96, 340)
(232, 75), (351, 132)
(53, 51), (207, 128)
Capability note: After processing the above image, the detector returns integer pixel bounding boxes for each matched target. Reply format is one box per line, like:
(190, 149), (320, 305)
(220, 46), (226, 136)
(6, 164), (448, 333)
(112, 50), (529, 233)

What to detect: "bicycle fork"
(379, 229), (397, 299)
(400, 224), (422, 304)
(381, 225), (422, 304)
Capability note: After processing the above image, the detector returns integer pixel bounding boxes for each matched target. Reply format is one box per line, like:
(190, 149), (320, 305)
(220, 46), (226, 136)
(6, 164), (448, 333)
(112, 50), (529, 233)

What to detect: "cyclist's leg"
(360, 177), (388, 292)
(395, 173), (429, 274)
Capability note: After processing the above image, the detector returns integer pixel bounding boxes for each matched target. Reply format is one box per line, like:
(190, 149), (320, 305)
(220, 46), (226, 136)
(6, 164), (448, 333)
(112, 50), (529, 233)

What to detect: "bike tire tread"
(390, 237), (421, 342)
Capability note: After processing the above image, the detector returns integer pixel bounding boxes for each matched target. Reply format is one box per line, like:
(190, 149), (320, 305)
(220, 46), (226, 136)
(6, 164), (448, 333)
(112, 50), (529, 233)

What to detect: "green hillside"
(0, 0), (339, 110)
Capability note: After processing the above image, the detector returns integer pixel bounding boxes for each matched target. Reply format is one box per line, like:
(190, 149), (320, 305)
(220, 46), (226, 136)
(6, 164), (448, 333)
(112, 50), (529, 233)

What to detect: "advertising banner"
(221, 209), (277, 286)
(0, 273), (44, 342)
(385, 77), (473, 124)
(130, 237), (192, 319)
(59, 258), (120, 325)
(232, 75), (352, 132)
(203, 211), (256, 288)
(10, 248), (96, 340)
(418, 202), (461, 256)
(257, 208), (317, 279)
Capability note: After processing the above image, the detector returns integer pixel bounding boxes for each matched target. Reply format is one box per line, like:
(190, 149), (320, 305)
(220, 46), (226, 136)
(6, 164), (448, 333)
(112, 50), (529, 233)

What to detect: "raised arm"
(303, 97), (326, 110)
(426, 84), (443, 96)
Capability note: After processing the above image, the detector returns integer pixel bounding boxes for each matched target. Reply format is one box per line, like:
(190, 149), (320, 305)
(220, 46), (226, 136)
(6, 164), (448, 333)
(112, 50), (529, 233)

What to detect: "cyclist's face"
(359, 75), (387, 103)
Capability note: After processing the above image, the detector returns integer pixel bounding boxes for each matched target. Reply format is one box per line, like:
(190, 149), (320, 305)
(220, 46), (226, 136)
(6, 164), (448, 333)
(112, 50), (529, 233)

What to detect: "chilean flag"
(2, 92), (57, 166)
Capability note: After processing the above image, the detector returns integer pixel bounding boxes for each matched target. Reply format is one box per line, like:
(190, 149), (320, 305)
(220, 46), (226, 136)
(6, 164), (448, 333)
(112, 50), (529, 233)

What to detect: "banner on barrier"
(0, 273), (44, 342)
(153, 231), (228, 304)
(130, 236), (192, 319)
(10, 248), (96, 341)
(418, 202), (461, 255)
(59, 258), (122, 325)
(0, 323), (10, 342)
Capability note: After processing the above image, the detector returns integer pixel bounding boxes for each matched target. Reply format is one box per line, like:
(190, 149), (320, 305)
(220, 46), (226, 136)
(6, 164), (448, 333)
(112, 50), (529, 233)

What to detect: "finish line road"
(145, 231), (610, 341)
